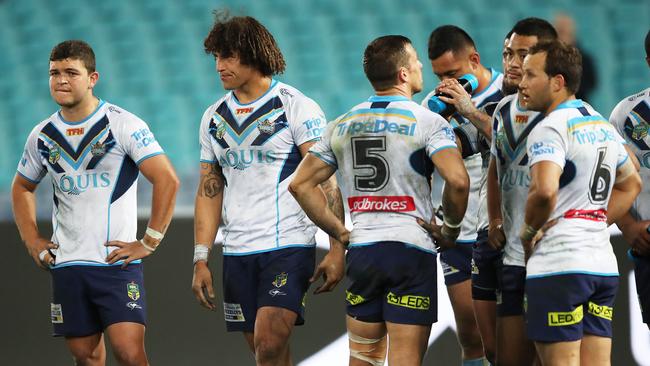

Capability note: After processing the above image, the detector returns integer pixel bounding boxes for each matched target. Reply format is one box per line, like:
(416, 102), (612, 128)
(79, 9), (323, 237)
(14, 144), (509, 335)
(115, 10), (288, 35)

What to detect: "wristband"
(38, 250), (49, 262)
(441, 224), (460, 242)
(443, 218), (462, 229)
(146, 227), (165, 241)
(193, 244), (211, 264)
(140, 239), (156, 252)
(520, 223), (539, 242)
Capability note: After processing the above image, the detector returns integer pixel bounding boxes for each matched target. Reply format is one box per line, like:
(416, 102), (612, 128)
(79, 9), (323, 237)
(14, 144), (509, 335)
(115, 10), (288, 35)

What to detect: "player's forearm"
(291, 184), (346, 240)
(464, 108), (492, 139)
(441, 173), (469, 226)
(486, 158), (503, 224)
(194, 195), (221, 246)
(319, 176), (346, 251)
(524, 186), (556, 229)
(11, 181), (40, 243)
(607, 174), (642, 225)
(146, 171), (180, 235)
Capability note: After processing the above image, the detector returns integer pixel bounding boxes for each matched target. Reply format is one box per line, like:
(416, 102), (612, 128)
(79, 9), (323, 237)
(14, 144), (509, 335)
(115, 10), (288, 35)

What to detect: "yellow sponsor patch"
(386, 292), (430, 310)
(548, 305), (583, 326)
(346, 291), (366, 305)
(588, 302), (613, 321)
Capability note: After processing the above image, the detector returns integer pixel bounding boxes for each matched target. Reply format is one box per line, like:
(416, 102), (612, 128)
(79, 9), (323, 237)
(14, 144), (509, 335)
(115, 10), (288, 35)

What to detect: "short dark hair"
(363, 35), (412, 91)
(510, 17), (558, 43)
(529, 41), (582, 94)
(645, 29), (650, 58)
(428, 25), (476, 60)
(50, 40), (96, 73)
(203, 10), (285, 76)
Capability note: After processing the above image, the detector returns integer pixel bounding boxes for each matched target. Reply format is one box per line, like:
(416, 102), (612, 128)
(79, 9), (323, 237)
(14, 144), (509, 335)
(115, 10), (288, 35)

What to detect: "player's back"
(526, 99), (628, 277)
(323, 95), (457, 253)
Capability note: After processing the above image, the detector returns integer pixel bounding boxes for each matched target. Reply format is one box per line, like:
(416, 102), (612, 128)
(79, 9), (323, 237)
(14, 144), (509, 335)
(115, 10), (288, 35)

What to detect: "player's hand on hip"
(104, 240), (152, 267)
(626, 220), (650, 257)
(488, 220), (506, 250)
(417, 217), (456, 252)
(26, 237), (58, 269)
(311, 245), (345, 294)
(192, 262), (216, 310)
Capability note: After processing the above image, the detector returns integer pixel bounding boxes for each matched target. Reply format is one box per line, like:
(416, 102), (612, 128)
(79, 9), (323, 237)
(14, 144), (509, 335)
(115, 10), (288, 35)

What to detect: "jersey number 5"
(588, 147), (612, 204)
(351, 136), (389, 191)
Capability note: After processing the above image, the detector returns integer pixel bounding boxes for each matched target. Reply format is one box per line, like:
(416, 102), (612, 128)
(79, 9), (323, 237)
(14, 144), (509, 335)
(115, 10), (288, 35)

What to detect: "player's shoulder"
(103, 101), (147, 127)
(274, 81), (321, 109)
(610, 87), (650, 120)
(493, 93), (518, 114)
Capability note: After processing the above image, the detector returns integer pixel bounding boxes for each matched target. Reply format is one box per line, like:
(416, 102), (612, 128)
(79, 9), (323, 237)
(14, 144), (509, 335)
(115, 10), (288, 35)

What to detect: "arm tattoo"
(321, 179), (344, 223)
(199, 162), (225, 198)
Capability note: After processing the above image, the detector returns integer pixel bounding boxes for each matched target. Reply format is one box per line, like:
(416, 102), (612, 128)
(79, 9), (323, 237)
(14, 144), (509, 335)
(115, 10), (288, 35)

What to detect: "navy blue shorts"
(631, 250), (650, 327)
(471, 229), (501, 301)
(345, 241), (438, 325)
(525, 274), (618, 342)
(50, 263), (146, 337)
(222, 247), (315, 332)
(496, 265), (526, 317)
(440, 241), (473, 286)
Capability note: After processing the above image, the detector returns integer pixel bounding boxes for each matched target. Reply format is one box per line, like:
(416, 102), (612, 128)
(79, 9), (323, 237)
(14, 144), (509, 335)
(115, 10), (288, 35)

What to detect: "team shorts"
(50, 263), (146, 337)
(222, 247), (315, 332)
(440, 241), (473, 286)
(345, 241), (438, 325)
(525, 273), (618, 342)
(496, 265), (526, 316)
(471, 229), (501, 301)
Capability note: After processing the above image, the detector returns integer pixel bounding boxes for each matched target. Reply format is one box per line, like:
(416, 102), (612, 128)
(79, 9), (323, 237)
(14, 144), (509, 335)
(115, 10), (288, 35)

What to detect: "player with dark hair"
(192, 12), (344, 366)
(12, 39), (179, 366)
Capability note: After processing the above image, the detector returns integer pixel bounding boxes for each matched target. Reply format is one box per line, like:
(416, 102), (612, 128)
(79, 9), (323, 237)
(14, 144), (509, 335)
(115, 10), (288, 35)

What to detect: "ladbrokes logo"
(348, 196), (415, 212)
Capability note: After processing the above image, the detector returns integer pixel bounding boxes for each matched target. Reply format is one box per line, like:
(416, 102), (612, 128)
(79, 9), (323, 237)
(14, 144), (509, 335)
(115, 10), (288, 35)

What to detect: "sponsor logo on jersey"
(214, 120), (226, 139)
(548, 305), (583, 326)
(573, 127), (616, 145)
(501, 168), (530, 190)
(49, 147), (61, 164)
(66, 127), (85, 136)
(90, 141), (106, 156)
(272, 272), (288, 288)
(348, 196), (415, 212)
(108, 106), (121, 113)
(224, 302), (246, 322)
(515, 115), (529, 124)
(236, 107), (254, 115)
(632, 124), (649, 140)
(218, 148), (276, 170)
(588, 301), (613, 321)
(386, 292), (430, 310)
(303, 118), (325, 139)
(130, 128), (157, 149)
(529, 141), (555, 157)
(257, 119), (276, 134)
(127, 281), (140, 301)
(279, 88), (293, 97)
(346, 291), (366, 305)
(51, 303), (64, 323)
(336, 119), (416, 137)
(58, 172), (111, 195)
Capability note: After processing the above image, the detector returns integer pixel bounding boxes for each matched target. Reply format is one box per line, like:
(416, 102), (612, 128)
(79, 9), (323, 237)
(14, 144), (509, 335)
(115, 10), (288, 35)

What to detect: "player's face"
(504, 34), (539, 88)
(430, 49), (478, 81)
(215, 54), (256, 91)
(49, 58), (97, 108)
(519, 52), (552, 112)
(405, 44), (424, 94)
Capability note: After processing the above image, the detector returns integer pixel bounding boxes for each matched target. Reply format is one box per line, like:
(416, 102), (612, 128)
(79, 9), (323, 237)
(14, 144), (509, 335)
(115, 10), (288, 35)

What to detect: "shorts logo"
(127, 282), (140, 301)
(348, 196), (416, 212)
(471, 258), (479, 275)
(48, 147), (60, 165)
(496, 290), (503, 305)
(90, 141), (106, 156)
(386, 292), (430, 310)
(272, 273), (288, 288)
(51, 303), (63, 323)
(588, 301), (613, 321)
(548, 305), (583, 326)
(269, 289), (286, 297)
(440, 261), (459, 276)
(224, 302), (246, 322)
(346, 291), (366, 305)
(126, 302), (142, 310)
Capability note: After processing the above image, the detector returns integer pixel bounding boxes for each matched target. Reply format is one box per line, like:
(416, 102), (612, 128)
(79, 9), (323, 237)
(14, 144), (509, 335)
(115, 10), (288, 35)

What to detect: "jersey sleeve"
(608, 99), (627, 139)
(289, 96), (327, 146)
(425, 114), (458, 158)
(199, 107), (217, 164)
(309, 119), (338, 167)
(16, 125), (46, 184)
(113, 112), (164, 166)
(615, 131), (629, 167)
(526, 119), (567, 169)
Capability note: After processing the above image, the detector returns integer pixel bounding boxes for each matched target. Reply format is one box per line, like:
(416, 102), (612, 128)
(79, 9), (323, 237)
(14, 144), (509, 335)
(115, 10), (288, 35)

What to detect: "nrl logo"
(257, 119), (276, 135)
(272, 272), (288, 288)
(631, 124), (648, 140)
(91, 141), (106, 156)
(48, 147), (60, 164)
(127, 281), (140, 301)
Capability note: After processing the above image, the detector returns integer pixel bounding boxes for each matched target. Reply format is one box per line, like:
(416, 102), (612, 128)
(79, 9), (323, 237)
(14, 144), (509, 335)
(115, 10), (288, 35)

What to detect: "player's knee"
(348, 332), (387, 366)
(70, 345), (104, 366)
(254, 334), (286, 363)
(112, 345), (146, 366)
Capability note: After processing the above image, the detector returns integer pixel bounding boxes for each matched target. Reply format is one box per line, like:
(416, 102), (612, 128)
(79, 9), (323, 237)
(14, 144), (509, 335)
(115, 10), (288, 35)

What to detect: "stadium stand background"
(0, 0), (649, 364)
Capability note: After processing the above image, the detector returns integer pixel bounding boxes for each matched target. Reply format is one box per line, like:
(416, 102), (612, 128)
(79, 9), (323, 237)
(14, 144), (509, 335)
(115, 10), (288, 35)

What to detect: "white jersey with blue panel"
(491, 93), (545, 267)
(310, 95), (458, 253)
(422, 69), (504, 242)
(17, 100), (164, 267)
(199, 80), (325, 255)
(525, 99), (628, 278)
(609, 87), (650, 221)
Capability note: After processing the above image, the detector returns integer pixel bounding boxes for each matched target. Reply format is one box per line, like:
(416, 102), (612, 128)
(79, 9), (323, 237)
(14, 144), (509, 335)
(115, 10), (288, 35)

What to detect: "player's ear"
(551, 74), (564, 93)
(88, 71), (99, 89)
(468, 50), (481, 70)
(397, 66), (408, 84)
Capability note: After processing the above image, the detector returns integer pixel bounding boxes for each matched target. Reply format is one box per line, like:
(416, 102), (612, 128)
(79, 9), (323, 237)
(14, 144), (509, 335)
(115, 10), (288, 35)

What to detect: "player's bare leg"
(105, 322), (148, 366)
(580, 334), (611, 366)
(385, 321), (431, 366)
(473, 299), (496, 363)
(346, 316), (387, 366)
(447, 280), (484, 361)
(254, 306), (297, 366)
(496, 315), (536, 366)
(535, 339), (580, 366)
(66, 333), (106, 366)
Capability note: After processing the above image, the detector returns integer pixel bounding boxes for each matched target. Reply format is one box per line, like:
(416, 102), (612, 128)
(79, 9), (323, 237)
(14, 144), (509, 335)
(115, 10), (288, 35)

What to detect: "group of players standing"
(11, 7), (650, 366)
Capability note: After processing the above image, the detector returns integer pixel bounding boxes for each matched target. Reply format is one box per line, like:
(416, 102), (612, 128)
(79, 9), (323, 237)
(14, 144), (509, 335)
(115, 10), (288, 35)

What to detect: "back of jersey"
(526, 100), (628, 277)
(312, 95), (457, 253)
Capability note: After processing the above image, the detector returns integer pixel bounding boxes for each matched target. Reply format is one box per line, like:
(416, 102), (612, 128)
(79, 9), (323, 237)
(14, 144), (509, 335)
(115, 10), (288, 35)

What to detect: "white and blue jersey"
(199, 80), (326, 255)
(310, 95), (457, 253)
(422, 69), (504, 242)
(491, 94), (545, 267)
(525, 99), (628, 278)
(610, 87), (650, 221)
(17, 100), (164, 267)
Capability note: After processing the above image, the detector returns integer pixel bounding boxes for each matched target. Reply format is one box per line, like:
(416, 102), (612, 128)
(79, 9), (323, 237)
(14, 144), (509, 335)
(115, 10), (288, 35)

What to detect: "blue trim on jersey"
(17, 171), (41, 184)
(200, 159), (217, 164)
(39, 117), (111, 170)
(348, 241), (437, 254)
(343, 107), (416, 121)
(52, 259), (142, 268)
(617, 154), (629, 168)
(471, 68), (502, 99)
(231, 79), (278, 106)
(553, 99), (584, 111)
(110, 156), (139, 203)
(427, 144), (457, 157)
(106, 158), (125, 256)
(566, 115), (605, 129)
(310, 151), (337, 167)
(222, 243), (315, 256)
(251, 113), (289, 146)
(57, 99), (106, 125)
(456, 239), (475, 244)
(526, 270), (619, 279)
(135, 152), (164, 166)
(367, 95), (410, 102)
(216, 96), (285, 145)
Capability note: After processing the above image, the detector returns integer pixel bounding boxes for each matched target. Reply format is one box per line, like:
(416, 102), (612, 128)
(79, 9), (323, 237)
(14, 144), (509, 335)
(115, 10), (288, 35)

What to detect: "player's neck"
(60, 96), (100, 122)
(234, 77), (272, 104)
(375, 85), (412, 99)
(545, 93), (576, 115)
(474, 66), (493, 95)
